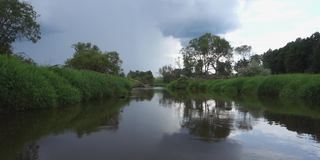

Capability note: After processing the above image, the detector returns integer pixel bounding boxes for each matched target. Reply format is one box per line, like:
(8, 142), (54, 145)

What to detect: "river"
(1, 88), (319, 160)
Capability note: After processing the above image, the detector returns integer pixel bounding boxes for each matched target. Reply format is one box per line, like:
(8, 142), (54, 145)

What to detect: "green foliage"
(168, 77), (190, 90)
(65, 42), (123, 75)
(216, 61), (233, 77)
(0, 55), (133, 111)
(168, 74), (320, 105)
(237, 59), (271, 77)
(257, 75), (292, 98)
(127, 70), (154, 85)
(235, 45), (252, 60)
(234, 59), (249, 73)
(153, 78), (167, 87)
(262, 32), (320, 74)
(158, 65), (182, 83)
(39, 67), (81, 105)
(180, 33), (232, 77)
(241, 76), (265, 96)
(0, 56), (57, 111)
(0, 0), (41, 54)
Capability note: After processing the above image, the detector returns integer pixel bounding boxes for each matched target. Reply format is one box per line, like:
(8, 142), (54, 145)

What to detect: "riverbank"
(167, 74), (320, 105)
(0, 55), (134, 111)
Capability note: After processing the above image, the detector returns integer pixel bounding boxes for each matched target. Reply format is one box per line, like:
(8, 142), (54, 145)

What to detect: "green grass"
(168, 74), (320, 105)
(0, 55), (134, 111)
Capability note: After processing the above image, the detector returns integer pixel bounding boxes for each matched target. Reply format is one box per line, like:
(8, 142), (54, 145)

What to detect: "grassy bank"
(0, 55), (134, 111)
(168, 74), (320, 105)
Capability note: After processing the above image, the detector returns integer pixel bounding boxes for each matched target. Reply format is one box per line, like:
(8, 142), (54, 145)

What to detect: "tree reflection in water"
(264, 112), (320, 142)
(161, 90), (320, 143)
(16, 143), (39, 160)
(130, 88), (155, 102)
(0, 99), (128, 160)
(159, 91), (254, 141)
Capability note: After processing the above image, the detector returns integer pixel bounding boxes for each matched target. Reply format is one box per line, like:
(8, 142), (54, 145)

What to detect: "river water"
(1, 88), (319, 160)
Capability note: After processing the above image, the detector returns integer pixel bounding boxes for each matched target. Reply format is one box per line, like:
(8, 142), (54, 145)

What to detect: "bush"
(167, 74), (320, 105)
(0, 55), (133, 111)
(257, 75), (292, 98)
(0, 56), (57, 111)
(168, 77), (190, 90)
(40, 68), (81, 105)
(241, 76), (265, 97)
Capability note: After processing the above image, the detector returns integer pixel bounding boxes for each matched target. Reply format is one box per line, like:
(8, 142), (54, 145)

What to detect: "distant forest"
(159, 32), (320, 83)
(263, 32), (320, 74)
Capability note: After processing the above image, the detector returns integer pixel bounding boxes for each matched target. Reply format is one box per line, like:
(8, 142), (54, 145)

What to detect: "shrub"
(167, 73), (320, 105)
(168, 77), (190, 90)
(257, 75), (292, 98)
(0, 55), (133, 111)
(40, 68), (81, 105)
(0, 56), (57, 111)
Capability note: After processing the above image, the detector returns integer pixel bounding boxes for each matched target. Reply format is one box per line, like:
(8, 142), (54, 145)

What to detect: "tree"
(262, 32), (320, 74)
(159, 65), (182, 83)
(234, 59), (249, 73)
(180, 33), (232, 77)
(127, 70), (154, 84)
(234, 45), (252, 73)
(0, 0), (41, 54)
(65, 42), (123, 75)
(216, 60), (232, 77)
(237, 57), (270, 76)
(104, 51), (123, 75)
(235, 45), (252, 60)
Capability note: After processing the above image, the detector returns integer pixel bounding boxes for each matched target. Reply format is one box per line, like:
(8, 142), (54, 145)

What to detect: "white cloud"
(224, 0), (320, 54)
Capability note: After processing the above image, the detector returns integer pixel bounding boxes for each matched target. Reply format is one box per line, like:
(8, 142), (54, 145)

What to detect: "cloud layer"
(15, 0), (240, 73)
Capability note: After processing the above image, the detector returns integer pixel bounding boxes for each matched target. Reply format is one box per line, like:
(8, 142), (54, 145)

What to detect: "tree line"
(262, 32), (320, 74)
(159, 33), (269, 83)
(159, 32), (320, 83)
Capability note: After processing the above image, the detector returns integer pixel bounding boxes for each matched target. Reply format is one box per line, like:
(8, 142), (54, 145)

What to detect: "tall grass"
(0, 55), (133, 111)
(168, 74), (320, 105)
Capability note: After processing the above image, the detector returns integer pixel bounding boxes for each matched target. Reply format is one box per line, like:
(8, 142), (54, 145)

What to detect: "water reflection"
(16, 143), (39, 160)
(264, 112), (320, 142)
(0, 99), (128, 160)
(159, 91), (254, 141)
(159, 90), (320, 142)
(130, 88), (155, 102)
(0, 88), (320, 160)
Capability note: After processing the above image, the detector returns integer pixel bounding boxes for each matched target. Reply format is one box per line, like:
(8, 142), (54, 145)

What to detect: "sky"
(14, 0), (320, 74)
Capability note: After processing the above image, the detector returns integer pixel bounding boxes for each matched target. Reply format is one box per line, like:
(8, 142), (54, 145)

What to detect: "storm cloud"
(14, 0), (240, 73)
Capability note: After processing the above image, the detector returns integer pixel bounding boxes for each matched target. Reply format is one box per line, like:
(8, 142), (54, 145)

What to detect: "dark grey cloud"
(14, 0), (240, 73)
(141, 0), (240, 38)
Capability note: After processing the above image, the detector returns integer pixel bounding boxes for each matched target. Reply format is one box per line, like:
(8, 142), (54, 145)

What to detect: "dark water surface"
(1, 88), (320, 160)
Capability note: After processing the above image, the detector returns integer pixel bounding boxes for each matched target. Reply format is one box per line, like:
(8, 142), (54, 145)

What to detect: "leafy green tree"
(234, 59), (249, 73)
(65, 42), (123, 75)
(181, 47), (195, 77)
(235, 45), (252, 60)
(310, 33), (320, 72)
(262, 32), (320, 74)
(104, 51), (123, 75)
(159, 65), (182, 83)
(127, 70), (154, 84)
(250, 54), (262, 63)
(216, 60), (232, 77)
(0, 0), (41, 54)
(262, 49), (286, 74)
(237, 58), (270, 76)
(234, 45), (253, 74)
(181, 33), (232, 77)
